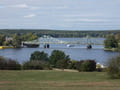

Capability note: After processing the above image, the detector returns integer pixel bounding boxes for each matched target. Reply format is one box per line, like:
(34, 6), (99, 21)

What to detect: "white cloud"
(9, 4), (28, 8)
(29, 6), (68, 10)
(30, 6), (40, 10)
(62, 13), (104, 17)
(64, 19), (108, 22)
(54, 6), (68, 9)
(24, 14), (36, 18)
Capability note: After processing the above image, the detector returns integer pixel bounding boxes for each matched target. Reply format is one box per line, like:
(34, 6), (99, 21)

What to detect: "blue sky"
(0, 0), (120, 30)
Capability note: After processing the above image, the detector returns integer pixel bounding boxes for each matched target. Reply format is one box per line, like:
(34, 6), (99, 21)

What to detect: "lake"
(0, 38), (119, 65)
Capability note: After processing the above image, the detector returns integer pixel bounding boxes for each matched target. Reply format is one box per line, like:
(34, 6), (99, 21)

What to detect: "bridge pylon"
(86, 35), (92, 49)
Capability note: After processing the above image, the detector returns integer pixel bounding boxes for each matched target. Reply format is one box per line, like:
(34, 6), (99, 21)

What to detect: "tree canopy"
(30, 51), (48, 62)
(49, 50), (70, 67)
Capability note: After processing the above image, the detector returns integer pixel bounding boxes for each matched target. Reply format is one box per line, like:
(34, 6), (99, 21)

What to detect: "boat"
(86, 44), (92, 49)
(67, 44), (75, 47)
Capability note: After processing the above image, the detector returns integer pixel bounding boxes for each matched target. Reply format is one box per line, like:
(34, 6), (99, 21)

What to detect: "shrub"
(107, 56), (120, 79)
(23, 61), (43, 70)
(56, 59), (70, 69)
(43, 64), (52, 70)
(76, 60), (96, 72)
(68, 60), (77, 69)
(0, 56), (7, 70)
(23, 60), (52, 70)
(0, 56), (21, 70)
(6, 59), (21, 70)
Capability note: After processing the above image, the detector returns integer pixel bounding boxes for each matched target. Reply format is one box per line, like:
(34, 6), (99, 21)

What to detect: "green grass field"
(0, 70), (120, 90)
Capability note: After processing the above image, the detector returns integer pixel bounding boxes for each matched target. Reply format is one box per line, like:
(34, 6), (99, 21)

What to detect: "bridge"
(22, 35), (104, 47)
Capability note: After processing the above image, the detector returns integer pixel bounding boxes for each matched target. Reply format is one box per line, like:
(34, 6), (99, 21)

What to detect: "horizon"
(1, 29), (120, 32)
(0, 0), (120, 31)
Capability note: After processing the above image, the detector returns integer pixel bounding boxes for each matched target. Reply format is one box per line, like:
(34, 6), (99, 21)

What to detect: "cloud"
(29, 6), (68, 10)
(54, 6), (68, 9)
(64, 19), (108, 22)
(29, 6), (41, 10)
(9, 4), (28, 8)
(24, 14), (36, 18)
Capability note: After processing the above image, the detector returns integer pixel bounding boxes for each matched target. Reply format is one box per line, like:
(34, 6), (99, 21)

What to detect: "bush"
(0, 56), (21, 70)
(23, 60), (52, 70)
(0, 56), (6, 70)
(23, 61), (43, 70)
(6, 59), (21, 70)
(56, 59), (70, 69)
(76, 60), (96, 72)
(68, 60), (77, 69)
(107, 56), (120, 79)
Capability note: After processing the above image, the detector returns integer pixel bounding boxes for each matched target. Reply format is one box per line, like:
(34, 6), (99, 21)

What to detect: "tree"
(104, 35), (118, 49)
(56, 59), (70, 69)
(21, 33), (37, 41)
(30, 51), (48, 62)
(107, 56), (120, 79)
(0, 35), (5, 46)
(49, 50), (70, 67)
(12, 34), (22, 48)
(115, 34), (120, 40)
(3, 40), (12, 46)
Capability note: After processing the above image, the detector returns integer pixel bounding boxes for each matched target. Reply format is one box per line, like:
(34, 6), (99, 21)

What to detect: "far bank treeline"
(1, 29), (120, 37)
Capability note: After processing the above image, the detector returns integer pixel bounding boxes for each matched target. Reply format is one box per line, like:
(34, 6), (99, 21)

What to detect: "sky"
(0, 0), (120, 31)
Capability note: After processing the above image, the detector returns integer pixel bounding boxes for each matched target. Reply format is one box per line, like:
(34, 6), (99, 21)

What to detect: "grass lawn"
(0, 70), (120, 90)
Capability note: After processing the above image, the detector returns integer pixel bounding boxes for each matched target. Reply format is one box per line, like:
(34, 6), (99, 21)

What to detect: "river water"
(0, 38), (119, 65)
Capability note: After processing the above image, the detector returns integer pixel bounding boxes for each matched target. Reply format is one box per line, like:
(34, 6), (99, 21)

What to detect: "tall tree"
(49, 50), (70, 67)
(12, 34), (22, 48)
(30, 51), (48, 62)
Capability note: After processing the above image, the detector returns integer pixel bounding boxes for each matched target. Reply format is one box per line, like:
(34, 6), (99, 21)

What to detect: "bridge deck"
(23, 35), (104, 45)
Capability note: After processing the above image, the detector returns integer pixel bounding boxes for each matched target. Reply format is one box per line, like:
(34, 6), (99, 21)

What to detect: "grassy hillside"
(0, 70), (120, 90)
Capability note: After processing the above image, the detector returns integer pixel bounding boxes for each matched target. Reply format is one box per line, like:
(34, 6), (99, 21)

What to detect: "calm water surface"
(0, 38), (119, 65)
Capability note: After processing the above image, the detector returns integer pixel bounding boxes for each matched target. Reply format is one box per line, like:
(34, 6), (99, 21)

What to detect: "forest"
(0, 29), (120, 38)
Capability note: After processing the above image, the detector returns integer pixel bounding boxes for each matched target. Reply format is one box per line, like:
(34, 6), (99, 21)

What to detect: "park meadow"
(0, 70), (120, 90)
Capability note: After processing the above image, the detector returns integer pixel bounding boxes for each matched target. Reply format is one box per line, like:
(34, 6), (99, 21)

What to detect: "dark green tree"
(30, 51), (48, 62)
(104, 35), (118, 49)
(49, 50), (70, 67)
